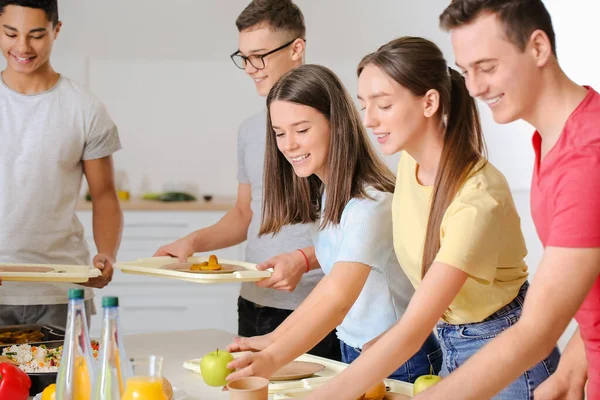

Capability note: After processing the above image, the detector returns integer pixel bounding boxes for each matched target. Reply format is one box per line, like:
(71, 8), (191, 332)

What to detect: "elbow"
(328, 292), (354, 325)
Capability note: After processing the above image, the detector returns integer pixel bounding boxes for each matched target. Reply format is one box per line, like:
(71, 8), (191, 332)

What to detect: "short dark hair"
(0, 0), (59, 26)
(236, 0), (305, 39)
(440, 0), (556, 55)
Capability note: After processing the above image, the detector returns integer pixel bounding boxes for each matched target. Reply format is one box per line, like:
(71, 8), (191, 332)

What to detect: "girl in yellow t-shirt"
(307, 37), (560, 400)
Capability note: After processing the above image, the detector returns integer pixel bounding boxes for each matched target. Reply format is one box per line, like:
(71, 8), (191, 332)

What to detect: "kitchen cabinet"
(76, 208), (244, 338)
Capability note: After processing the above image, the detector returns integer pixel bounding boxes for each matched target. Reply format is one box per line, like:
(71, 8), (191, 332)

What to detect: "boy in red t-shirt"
(407, 1), (600, 399)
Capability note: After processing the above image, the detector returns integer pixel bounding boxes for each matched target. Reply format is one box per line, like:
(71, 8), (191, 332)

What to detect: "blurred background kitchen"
(2, 0), (596, 347)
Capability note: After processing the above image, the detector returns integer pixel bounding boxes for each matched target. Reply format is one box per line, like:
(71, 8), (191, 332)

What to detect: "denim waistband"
(480, 281), (529, 323)
(437, 281), (529, 328)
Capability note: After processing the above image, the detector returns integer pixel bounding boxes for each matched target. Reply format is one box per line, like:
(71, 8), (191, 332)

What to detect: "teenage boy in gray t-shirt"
(0, 0), (123, 328)
(155, 0), (340, 360)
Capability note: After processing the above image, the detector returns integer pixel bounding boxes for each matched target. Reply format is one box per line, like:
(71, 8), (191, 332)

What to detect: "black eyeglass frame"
(230, 38), (304, 70)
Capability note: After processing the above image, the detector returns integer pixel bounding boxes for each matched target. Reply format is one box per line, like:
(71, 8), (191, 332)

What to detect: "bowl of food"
(0, 338), (99, 396)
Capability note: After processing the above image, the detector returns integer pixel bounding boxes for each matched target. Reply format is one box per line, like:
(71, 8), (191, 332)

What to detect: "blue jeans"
(436, 283), (561, 399)
(340, 332), (442, 383)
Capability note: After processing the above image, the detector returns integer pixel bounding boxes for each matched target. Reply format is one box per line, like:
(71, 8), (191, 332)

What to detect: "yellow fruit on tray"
(162, 377), (174, 400)
(365, 381), (387, 400)
(41, 383), (56, 400)
(413, 373), (442, 395)
(190, 254), (222, 271)
(356, 381), (386, 400)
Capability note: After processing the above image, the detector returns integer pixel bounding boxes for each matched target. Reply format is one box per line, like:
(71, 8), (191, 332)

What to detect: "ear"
(423, 89), (440, 118)
(529, 29), (553, 67)
(290, 38), (306, 62)
(53, 21), (62, 39)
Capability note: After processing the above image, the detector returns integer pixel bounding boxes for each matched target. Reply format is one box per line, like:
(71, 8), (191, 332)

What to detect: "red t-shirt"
(531, 86), (600, 396)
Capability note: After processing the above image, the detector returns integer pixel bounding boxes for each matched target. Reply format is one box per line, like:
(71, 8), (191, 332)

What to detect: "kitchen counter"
(123, 329), (239, 400)
(76, 197), (236, 211)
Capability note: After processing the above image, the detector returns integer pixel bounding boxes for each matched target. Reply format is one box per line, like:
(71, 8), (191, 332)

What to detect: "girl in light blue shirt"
(226, 64), (441, 384)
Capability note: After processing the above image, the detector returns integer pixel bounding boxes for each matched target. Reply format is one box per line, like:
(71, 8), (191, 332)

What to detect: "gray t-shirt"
(0, 75), (122, 305)
(237, 110), (323, 310)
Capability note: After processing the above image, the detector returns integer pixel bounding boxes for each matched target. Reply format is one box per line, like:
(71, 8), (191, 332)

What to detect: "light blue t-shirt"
(312, 187), (414, 348)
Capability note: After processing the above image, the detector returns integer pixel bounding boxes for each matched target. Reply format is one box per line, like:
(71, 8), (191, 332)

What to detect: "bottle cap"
(102, 297), (119, 307)
(68, 288), (84, 300)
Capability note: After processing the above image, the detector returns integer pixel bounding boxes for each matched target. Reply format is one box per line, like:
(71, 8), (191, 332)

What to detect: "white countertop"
(123, 329), (237, 400)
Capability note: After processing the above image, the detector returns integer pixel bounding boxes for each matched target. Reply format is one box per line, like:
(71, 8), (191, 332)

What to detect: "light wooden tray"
(115, 256), (272, 284)
(0, 263), (101, 283)
(183, 353), (413, 396)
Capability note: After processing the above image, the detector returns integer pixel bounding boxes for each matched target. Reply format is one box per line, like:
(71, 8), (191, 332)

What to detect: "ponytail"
(421, 68), (486, 276)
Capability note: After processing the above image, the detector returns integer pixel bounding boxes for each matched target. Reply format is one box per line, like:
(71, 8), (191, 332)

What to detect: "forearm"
(192, 206), (251, 252)
(92, 194), (123, 260)
(267, 285), (350, 368)
(312, 314), (437, 399)
(301, 246), (321, 271)
(310, 262), (468, 400)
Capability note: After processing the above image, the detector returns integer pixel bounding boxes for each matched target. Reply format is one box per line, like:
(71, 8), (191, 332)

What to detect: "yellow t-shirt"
(393, 153), (528, 324)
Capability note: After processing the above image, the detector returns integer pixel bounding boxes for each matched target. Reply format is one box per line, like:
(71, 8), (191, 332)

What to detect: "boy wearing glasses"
(155, 0), (341, 361)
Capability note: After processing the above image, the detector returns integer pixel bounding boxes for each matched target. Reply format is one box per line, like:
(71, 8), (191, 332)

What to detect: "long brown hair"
(357, 37), (487, 277)
(260, 64), (395, 236)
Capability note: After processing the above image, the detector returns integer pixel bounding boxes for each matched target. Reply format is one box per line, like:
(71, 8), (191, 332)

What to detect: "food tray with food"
(0, 340), (99, 396)
(183, 353), (414, 396)
(0, 324), (65, 346)
(115, 255), (272, 284)
(0, 262), (101, 283)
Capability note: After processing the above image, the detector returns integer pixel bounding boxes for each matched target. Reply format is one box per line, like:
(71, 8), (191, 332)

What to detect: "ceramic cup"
(227, 377), (270, 400)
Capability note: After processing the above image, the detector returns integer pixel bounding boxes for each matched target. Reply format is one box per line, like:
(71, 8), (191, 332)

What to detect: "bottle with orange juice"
(93, 297), (133, 399)
(122, 355), (167, 400)
(57, 288), (96, 400)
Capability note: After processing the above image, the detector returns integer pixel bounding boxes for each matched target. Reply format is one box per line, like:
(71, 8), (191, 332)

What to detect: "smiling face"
(270, 100), (331, 182)
(451, 12), (542, 124)
(0, 5), (60, 76)
(237, 24), (303, 97)
(358, 64), (429, 155)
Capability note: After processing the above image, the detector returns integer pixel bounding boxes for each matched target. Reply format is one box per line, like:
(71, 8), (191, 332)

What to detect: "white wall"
(2, 0), (598, 348)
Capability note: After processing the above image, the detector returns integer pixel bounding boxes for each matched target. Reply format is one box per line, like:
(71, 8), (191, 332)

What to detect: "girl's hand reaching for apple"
(227, 334), (273, 353)
(226, 350), (278, 382)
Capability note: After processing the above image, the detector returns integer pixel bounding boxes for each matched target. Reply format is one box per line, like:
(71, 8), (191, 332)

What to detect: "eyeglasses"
(230, 38), (302, 70)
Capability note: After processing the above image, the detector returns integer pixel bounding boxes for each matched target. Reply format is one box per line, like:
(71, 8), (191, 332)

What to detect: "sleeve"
(434, 188), (506, 284)
(335, 194), (394, 270)
(82, 99), (122, 160)
(547, 161), (600, 247)
(236, 121), (250, 184)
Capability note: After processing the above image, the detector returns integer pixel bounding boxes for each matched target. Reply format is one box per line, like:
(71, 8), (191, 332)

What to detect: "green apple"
(200, 349), (235, 387)
(413, 374), (442, 395)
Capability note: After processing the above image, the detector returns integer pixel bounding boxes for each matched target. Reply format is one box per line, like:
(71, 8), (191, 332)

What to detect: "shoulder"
(447, 161), (511, 217)
(559, 87), (600, 152)
(238, 109), (267, 135)
(58, 76), (109, 115)
(342, 188), (393, 225)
